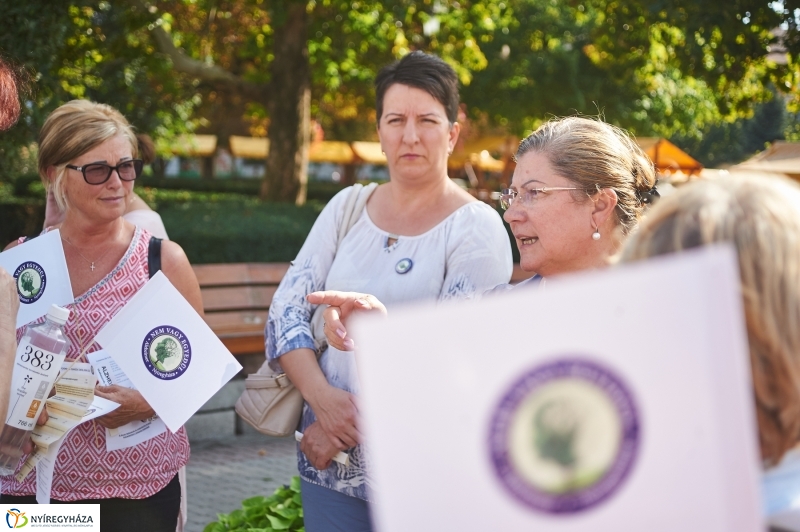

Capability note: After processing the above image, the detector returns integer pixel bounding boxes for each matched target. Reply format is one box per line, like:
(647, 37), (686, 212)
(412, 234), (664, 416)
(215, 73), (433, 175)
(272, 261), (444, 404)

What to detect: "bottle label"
(6, 340), (67, 430)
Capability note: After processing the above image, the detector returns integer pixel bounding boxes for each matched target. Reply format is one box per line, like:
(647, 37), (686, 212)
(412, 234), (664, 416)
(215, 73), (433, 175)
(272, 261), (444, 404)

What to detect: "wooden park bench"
(194, 262), (533, 364)
(187, 261), (533, 438)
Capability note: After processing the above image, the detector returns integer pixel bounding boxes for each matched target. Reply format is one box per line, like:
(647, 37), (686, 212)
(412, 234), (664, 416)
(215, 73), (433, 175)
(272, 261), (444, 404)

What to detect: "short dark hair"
(375, 51), (460, 124)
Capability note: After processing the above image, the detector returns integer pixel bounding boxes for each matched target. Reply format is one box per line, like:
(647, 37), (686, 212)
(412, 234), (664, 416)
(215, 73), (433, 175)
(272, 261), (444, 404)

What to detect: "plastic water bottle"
(0, 304), (71, 475)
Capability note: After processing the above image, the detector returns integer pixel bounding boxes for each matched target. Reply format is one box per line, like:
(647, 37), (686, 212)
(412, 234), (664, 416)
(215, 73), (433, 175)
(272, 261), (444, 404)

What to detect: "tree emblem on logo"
(534, 400), (579, 472)
(151, 337), (179, 370)
(18, 271), (38, 297)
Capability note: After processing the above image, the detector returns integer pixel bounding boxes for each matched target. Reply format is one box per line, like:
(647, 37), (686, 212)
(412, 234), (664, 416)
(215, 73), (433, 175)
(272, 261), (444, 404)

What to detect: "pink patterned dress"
(4, 226), (190, 500)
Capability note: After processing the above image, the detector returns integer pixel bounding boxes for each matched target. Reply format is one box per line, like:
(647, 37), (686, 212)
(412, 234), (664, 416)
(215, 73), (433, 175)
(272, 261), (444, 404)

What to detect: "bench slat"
(193, 263), (290, 287)
(203, 311), (268, 336)
(201, 286), (278, 312)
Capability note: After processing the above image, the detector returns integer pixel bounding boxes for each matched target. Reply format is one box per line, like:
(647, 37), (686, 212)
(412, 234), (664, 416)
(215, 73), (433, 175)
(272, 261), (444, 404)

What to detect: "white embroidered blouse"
(266, 186), (513, 500)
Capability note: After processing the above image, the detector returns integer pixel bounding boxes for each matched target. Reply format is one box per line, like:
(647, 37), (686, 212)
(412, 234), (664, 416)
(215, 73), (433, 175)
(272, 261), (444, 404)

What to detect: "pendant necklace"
(62, 228), (120, 272)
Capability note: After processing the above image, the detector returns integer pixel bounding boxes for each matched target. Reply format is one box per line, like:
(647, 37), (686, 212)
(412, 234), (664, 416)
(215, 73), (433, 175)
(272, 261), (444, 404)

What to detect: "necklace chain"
(61, 227), (121, 272)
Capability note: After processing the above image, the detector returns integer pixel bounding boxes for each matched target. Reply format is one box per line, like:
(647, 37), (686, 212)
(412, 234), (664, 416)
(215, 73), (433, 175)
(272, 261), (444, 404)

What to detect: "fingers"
(353, 295), (387, 315)
(323, 307), (353, 352)
(307, 291), (363, 307)
(36, 409), (48, 426)
(21, 436), (33, 455)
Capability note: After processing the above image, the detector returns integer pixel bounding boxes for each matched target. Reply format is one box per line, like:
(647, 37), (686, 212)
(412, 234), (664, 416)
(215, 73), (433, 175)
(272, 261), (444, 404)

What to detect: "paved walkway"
(185, 434), (298, 532)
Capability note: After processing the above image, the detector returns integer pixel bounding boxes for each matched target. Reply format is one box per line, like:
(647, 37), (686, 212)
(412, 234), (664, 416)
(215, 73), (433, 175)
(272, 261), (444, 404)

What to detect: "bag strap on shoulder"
(148, 236), (162, 279)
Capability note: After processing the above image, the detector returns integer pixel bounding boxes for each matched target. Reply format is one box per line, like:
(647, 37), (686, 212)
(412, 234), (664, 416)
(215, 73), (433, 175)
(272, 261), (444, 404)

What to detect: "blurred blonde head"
(620, 173), (800, 465)
(38, 100), (137, 211)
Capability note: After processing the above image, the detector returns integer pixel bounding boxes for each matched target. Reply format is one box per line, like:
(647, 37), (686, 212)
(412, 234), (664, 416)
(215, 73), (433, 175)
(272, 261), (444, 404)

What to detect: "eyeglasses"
(498, 186), (578, 210)
(65, 159), (144, 185)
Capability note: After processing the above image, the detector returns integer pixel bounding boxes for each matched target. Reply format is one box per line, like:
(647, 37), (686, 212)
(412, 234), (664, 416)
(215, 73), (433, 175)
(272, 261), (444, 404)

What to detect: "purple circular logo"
(142, 326), (192, 380)
(13, 261), (46, 304)
(488, 358), (639, 514)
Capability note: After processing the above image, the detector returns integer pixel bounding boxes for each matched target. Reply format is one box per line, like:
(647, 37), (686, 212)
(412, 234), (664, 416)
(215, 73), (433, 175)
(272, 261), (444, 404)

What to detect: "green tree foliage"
(462, 0), (800, 138)
(0, 1), (199, 181)
(3, 0), (800, 198)
(672, 92), (797, 166)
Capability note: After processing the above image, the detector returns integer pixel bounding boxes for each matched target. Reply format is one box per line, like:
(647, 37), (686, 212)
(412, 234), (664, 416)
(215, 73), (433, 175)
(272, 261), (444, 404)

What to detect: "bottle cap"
(46, 304), (71, 325)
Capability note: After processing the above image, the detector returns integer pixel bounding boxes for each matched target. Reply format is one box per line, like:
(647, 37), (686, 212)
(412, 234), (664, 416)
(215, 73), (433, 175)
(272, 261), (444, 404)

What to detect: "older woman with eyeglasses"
(309, 116), (660, 346)
(1, 100), (202, 532)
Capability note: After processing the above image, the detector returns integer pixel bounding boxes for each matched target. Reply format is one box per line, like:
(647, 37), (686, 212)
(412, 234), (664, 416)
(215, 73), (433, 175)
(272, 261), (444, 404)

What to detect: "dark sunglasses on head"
(65, 159), (144, 185)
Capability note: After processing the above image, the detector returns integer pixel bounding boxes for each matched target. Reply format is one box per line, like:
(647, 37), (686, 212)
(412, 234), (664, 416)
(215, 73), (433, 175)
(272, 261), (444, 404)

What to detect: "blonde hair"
(620, 173), (800, 465)
(38, 100), (137, 210)
(517, 117), (658, 235)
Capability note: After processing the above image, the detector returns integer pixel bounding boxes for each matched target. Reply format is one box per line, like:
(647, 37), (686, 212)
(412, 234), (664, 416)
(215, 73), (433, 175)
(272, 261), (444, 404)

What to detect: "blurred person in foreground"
(1, 99), (201, 532)
(43, 132), (169, 239)
(618, 174), (800, 531)
(267, 51), (512, 531)
(0, 55), (28, 420)
(309, 115), (660, 348)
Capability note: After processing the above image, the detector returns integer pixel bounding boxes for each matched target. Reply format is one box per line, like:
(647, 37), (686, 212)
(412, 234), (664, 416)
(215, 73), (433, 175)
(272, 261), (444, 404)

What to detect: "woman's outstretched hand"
(306, 291), (387, 352)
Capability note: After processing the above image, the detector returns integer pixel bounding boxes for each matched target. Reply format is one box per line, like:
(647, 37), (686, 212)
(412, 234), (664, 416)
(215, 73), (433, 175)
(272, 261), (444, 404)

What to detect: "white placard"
(93, 271), (242, 432)
(86, 349), (168, 451)
(0, 229), (74, 328)
(354, 245), (762, 531)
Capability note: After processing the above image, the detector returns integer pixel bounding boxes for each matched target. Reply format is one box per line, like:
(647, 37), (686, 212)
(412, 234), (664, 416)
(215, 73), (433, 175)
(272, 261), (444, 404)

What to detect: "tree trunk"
(259, 1), (310, 205)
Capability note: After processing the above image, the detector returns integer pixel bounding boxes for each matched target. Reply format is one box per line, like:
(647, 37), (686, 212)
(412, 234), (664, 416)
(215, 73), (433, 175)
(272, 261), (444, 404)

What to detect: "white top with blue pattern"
(265, 186), (513, 500)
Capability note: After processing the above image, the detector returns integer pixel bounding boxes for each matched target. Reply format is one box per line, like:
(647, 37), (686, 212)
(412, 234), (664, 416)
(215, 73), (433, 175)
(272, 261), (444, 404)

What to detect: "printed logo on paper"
(13, 262), (46, 305)
(6, 508), (28, 528)
(141, 326), (191, 380)
(488, 358), (640, 514)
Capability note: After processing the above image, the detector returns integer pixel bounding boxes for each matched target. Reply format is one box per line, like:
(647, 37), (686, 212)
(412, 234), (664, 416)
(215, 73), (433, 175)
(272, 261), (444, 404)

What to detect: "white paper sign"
(354, 246), (762, 532)
(86, 349), (168, 451)
(93, 271), (242, 432)
(0, 229), (74, 328)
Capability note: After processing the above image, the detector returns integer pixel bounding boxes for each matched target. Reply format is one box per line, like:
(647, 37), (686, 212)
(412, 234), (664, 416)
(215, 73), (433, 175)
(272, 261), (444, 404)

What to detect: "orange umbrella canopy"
(636, 138), (703, 174)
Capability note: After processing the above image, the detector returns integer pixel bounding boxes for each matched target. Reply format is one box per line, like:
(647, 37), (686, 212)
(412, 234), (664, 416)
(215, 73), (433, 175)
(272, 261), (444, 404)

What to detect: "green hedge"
(152, 191), (325, 263)
(1, 180), (518, 264)
(137, 176), (347, 203)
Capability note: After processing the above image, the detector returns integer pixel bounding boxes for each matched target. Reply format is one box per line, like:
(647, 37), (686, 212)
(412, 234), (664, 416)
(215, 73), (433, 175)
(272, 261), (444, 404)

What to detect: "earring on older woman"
(592, 226), (601, 240)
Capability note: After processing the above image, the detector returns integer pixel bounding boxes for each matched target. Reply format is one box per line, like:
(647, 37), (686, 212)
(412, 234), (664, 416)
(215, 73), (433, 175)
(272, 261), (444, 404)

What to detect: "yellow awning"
(351, 142), (387, 165)
(309, 141), (355, 164)
(449, 136), (517, 171)
(732, 141), (800, 177)
(229, 136), (269, 159)
(636, 138), (703, 174)
(171, 135), (217, 157)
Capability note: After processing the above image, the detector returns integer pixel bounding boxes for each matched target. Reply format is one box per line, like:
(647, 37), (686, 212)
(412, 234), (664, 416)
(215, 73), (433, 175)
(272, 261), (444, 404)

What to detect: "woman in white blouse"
(265, 51), (512, 531)
(313, 116), (660, 345)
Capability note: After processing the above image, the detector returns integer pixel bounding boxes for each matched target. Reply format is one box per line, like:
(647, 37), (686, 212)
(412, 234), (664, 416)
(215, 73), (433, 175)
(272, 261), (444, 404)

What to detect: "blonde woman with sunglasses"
(2, 100), (201, 532)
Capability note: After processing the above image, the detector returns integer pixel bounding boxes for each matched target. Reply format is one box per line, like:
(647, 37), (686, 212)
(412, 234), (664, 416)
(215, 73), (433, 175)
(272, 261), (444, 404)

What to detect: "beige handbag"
(235, 182), (378, 437)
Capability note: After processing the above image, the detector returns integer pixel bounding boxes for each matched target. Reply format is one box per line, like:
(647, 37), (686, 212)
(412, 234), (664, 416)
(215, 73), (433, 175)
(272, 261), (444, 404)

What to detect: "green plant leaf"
(265, 515), (292, 530)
